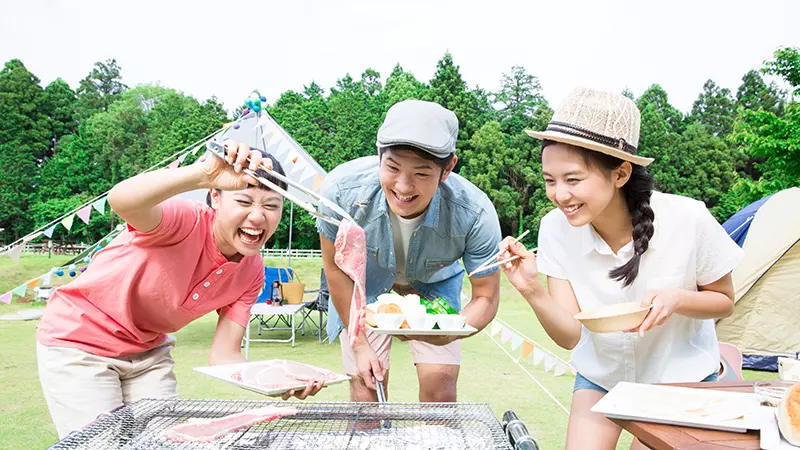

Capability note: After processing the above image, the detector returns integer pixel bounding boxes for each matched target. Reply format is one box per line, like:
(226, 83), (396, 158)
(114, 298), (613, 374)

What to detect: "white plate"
(761, 406), (800, 449)
(366, 324), (478, 336)
(592, 382), (763, 433)
(194, 360), (350, 396)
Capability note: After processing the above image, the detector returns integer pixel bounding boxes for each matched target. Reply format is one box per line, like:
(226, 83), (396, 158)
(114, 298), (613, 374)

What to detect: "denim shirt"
(316, 156), (502, 342)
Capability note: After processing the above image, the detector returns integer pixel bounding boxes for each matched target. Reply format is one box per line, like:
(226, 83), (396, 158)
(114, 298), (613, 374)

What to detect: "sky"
(1, 0), (797, 114)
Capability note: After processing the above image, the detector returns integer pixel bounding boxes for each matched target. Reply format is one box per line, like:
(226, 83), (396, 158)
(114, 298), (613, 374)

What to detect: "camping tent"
(716, 187), (800, 371)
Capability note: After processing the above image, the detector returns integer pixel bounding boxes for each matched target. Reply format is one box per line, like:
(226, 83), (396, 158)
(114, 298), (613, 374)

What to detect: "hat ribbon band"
(546, 121), (638, 155)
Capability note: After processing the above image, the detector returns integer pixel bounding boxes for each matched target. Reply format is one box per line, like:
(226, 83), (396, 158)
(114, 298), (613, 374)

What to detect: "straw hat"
(526, 87), (653, 166)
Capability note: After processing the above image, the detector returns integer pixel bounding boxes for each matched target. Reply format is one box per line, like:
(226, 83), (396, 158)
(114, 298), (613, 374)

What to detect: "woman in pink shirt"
(36, 141), (323, 439)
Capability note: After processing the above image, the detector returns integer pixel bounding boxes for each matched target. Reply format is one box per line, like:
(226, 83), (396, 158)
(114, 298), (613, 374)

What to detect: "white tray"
(194, 360), (350, 396)
(366, 324), (477, 336)
(592, 382), (763, 433)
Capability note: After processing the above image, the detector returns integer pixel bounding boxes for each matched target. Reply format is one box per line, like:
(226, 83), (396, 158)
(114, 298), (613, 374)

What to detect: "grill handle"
(502, 410), (539, 450)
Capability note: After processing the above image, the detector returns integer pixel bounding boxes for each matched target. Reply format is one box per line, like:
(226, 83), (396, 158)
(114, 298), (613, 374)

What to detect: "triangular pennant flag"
(43, 224), (57, 238)
(312, 174), (325, 192)
(167, 159), (180, 169)
(511, 334), (523, 351)
(500, 327), (512, 344)
(23, 231), (43, 243)
(178, 152), (189, 164)
(0, 291), (11, 305)
(290, 158), (307, 177)
(12, 284), (27, 297)
(41, 273), (52, 287)
(533, 347), (545, 366)
(92, 198), (106, 215)
(287, 149), (300, 165)
(544, 354), (557, 373)
(193, 142), (206, 155)
(76, 205), (92, 224)
(26, 278), (39, 288)
(299, 165), (317, 183)
(522, 341), (534, 358)
(61, 214), (75, 231)
(7, 245), (22, 264)
(554, 362), (568, 377)
(490, 321), (502, 337)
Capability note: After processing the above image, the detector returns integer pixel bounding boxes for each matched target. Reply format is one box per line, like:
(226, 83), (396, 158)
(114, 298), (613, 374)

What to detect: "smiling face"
(378, 147), (457, 219)
(541, 143), (631, 228)
(210, 187), (283, 260)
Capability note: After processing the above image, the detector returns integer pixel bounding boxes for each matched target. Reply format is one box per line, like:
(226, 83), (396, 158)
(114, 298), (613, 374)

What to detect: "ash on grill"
(49, 399), (517, 449)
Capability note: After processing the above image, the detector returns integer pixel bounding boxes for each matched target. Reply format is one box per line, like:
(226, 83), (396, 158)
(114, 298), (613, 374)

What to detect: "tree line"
(0, 48), (797, 250)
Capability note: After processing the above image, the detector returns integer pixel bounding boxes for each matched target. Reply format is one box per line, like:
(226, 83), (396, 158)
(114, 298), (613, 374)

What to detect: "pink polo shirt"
(37, 198), (264, 358)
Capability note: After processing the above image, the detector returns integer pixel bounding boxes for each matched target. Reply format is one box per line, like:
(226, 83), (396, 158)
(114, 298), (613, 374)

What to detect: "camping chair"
(718, 342), (744, 381)
(300, 269), (329, 344)
(247, 268), (307, 344)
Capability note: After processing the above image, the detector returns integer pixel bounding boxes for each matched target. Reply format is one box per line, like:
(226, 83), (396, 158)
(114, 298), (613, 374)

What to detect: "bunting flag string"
(487, 318), (575, 379)
(2, 127), (225, 261)
(0, 292), (11, 305)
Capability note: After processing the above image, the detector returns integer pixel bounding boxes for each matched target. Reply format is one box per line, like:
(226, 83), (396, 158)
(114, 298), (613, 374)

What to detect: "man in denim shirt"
(317, 100), (502, 403)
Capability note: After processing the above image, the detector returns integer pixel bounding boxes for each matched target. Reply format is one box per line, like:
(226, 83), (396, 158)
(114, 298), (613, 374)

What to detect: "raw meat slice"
(232, 361), (283, 385)
(230, 360), (339, 390)
(163, 406), (298, 443)
(334, 219), (367, 348)
(283, 361), (338, 382)
(255, 365), (301, 389)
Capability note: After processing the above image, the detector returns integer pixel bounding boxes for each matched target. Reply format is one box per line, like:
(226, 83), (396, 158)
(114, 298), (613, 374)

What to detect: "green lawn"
(0, 255), (776, 449)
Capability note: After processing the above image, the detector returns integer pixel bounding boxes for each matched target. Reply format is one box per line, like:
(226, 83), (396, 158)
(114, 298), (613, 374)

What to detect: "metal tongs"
(206, 140), (353, 226)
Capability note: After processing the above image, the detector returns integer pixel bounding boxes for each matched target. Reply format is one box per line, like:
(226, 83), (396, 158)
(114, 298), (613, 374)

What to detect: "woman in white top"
(498, 87), (743, 450)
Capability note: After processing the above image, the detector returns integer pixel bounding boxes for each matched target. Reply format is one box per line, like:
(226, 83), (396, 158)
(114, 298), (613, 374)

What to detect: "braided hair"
(542, 140), (655, 286)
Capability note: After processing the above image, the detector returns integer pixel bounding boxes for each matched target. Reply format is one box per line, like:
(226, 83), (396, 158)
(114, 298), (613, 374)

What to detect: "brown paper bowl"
(574, 301), (652, 333)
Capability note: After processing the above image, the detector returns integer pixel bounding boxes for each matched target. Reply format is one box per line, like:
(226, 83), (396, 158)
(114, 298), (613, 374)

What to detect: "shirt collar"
(369, 185), (442, 231)
(579, 221), (659, 257)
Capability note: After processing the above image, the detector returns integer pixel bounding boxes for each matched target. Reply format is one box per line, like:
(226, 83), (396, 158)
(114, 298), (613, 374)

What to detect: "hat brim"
(525, 130), (653, 167)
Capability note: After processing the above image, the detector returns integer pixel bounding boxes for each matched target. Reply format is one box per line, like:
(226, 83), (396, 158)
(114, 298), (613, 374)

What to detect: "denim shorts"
(573, 371), (719, 394)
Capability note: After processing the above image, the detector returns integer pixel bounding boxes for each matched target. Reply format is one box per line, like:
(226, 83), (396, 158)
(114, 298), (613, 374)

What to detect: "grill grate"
(49, 398), (514, 449)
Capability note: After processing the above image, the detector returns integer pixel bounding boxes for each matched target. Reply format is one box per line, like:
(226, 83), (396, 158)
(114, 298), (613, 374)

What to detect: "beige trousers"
(37, 337), (178, 439)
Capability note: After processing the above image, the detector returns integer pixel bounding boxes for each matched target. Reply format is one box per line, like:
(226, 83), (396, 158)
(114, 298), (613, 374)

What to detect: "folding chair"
(300, 269), (329, 344)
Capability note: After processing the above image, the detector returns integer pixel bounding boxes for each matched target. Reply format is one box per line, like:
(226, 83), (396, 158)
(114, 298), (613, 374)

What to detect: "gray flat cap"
(376, 100), (458, 158)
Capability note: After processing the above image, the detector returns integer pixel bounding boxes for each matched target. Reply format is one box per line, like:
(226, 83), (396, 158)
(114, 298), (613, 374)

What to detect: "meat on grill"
(163, 406), (298, 443)
(231, 360), (339, 389)
(334, 218), (367, 349)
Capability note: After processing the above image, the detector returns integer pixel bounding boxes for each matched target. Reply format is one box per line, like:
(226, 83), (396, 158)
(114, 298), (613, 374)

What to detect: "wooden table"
(609, 380), (778, 450)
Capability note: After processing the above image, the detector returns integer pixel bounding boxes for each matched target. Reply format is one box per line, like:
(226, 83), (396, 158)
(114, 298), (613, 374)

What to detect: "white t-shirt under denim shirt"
(536, 192), (743, 391)
(390, 211), (424, 286)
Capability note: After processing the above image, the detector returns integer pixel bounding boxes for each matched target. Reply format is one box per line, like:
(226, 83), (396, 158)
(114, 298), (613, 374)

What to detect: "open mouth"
(561, 204), (583, 217)
(392, 191), (419, 206)
(237, 227), (265, 245)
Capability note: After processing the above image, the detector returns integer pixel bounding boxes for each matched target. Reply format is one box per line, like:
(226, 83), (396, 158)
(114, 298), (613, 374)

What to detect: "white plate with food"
(194, 360), (349, 396)
(592, 381), (763, 433)
(365, 293), (474, 336)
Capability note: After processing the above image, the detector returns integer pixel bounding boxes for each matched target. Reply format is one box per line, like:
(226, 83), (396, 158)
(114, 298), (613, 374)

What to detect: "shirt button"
(203, 282), (210, 287)
(384, 288), (388, 292)
(409, 258), (413, 263)
(216, 269), (223, 275)
(192, 293), (199, 300)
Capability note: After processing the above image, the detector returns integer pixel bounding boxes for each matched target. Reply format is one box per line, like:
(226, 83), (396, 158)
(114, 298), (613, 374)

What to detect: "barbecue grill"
(48, 398), (538, 449)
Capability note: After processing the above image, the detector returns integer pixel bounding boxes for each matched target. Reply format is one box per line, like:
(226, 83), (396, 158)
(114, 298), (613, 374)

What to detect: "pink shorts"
(339, 329), (461, 375)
